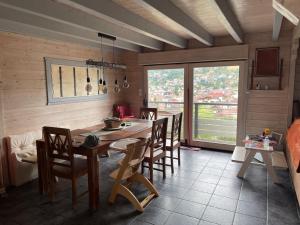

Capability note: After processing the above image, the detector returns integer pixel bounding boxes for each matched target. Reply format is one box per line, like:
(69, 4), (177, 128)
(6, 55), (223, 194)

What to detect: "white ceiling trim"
(136, 0), (213, 46)
(272, 11), (284, 41)
(55, 0), (187, 48)
(0, 0), (162, 50)
(272, 0), (299, 26)
(210, 0), (244, 43)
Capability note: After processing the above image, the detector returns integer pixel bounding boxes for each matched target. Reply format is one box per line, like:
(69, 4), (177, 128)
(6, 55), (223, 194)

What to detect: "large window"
(147, 67), (185, 137)
(192, 66), (239, 145)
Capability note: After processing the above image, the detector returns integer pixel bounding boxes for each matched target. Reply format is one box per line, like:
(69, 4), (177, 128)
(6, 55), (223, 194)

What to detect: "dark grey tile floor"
(0, 148), (299, 225)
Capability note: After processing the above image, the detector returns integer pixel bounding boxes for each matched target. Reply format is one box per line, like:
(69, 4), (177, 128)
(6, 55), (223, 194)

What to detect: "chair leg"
(118, 184), (144, 212)
(149, 162), (153, 183)
(170, 150), (174, 174)
(48, 172), (55, 202)
(130, 174), (159, 197)
(72, 178), (77, 208)
(162, 157), (166, 179)
(178, 147), (181, 166)
(141, 161), (145, 174)
(108, 183), (120, 204)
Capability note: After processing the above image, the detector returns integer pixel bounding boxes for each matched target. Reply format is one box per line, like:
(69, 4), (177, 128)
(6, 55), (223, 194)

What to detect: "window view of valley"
(147, 66), (239, 144)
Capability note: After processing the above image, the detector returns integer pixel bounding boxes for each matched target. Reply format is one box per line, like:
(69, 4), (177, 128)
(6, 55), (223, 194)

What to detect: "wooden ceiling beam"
(0, 19), (127, 51)
(55, 0), (187, 48)
(210, 0), (244, 43)
(137, 0), (213, 46)
(272, 11), (284, 41)
(272, 0), (299, 26)
(0, 5), (140, 52)
(0, 0), (162, 50)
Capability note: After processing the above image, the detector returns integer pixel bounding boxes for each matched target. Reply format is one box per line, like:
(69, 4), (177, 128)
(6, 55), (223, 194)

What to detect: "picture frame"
(255, 47), (280, 76)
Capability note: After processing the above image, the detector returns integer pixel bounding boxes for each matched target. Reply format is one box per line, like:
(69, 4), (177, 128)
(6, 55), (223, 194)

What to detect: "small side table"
(236, 141), (280, 183)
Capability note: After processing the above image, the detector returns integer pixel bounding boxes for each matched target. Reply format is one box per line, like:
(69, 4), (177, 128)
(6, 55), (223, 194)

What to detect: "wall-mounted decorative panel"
(45, 57), (107, 105)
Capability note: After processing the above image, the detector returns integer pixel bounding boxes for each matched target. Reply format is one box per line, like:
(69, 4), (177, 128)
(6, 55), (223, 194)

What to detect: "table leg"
(261, 152), (280, 183)
(87, 152), (99, 210)
(36, 141), (47, 194)
(238, 150), (257, 178)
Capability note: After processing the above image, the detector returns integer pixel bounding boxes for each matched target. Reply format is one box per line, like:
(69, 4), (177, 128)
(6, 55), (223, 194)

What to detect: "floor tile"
(214, 185), (241, 199)
(150, 195), (181, 211)
(236, 200), (266, 219)
(202, 167), (223, 176)
(239, 189), (267, 203)
(183, 190), (212, 204)
(208, 195), (237, 212)
(202, 206), (234, 225)
(191, 181), (216, 194)
(165, 212), (199, 225)
(268, 202), (300, 225)
(233, 213), (265, 225)
(130, 220), (153, 225)
(174, 200), (206, 219)
(218, 177), (242, 188)
(198, 220), (218, 225)
(197, 174), (220, 185)
(159, 184), (188, 198)
(136, 206), (170, 225)
(206, 162), (227, 170)
(1, 149), (299, 225)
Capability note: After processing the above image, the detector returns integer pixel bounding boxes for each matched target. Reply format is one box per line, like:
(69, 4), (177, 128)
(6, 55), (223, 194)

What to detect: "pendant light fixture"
(112, 39), (120, 93)
(98, 34), (107, 94)
(85, 67), (93, 95)
(123, 75), (130, 88)
(98, 36), (103, 94)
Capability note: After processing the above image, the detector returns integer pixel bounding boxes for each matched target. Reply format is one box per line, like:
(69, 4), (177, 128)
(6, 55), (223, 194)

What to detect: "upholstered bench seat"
(4, 131), (41, 186)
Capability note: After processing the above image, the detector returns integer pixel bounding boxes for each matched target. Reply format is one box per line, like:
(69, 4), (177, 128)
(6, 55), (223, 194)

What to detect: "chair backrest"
(140, 108), (158, 120)
(116, 138), (149, 180)
(271, 131), (283, 145)
(43, 126), (74, 168)
(149, 117), (168, 158)
(170, 112), (183, 143)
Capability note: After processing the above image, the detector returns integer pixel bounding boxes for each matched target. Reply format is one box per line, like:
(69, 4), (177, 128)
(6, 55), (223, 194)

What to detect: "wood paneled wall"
(121, 51), (144, 115)
(0, 32), (125, 136)
(245, 32), (292, 135)
(0, 59), (6, 190)
(293, 44), (300, 100)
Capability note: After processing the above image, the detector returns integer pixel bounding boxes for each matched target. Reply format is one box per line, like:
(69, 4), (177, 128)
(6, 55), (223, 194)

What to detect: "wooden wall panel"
(139, 45), (249, 65)
(121, 51), (144, 116)
(293, 49), (300, 100)
(0, 52), (8, 190)
(0, 32), (125, 135)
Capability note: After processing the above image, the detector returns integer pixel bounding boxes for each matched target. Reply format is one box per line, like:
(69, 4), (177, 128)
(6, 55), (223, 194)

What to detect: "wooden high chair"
(108, 138), (159, 212)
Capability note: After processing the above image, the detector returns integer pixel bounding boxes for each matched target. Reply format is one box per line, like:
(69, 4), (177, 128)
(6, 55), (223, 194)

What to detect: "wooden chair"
(142, 117), (168, 183)
(43, 126), (88, 208)
(140, 107), (158, 120)
(166, 112), (183, 173)
(108, 138), (159, 212)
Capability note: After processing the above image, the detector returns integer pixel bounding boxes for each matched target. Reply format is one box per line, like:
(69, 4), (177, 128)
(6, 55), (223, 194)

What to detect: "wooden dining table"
(36, 119), (153, 210)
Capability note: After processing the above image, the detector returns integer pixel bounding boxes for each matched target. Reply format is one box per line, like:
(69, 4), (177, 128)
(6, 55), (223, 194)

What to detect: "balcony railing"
(148, 101), (237, 144)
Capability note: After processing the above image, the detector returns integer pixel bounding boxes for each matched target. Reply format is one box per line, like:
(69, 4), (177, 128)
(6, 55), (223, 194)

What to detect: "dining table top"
(37, 118), (153, 155)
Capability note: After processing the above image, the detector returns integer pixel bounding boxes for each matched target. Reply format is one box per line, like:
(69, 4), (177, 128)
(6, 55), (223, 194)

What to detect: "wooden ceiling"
(0, 0), (299, 52)
(113, 0), (192, 38)
(114, 0), (295, 38)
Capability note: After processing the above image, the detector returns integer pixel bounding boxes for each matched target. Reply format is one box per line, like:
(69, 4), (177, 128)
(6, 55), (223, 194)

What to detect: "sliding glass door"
(188, 62), (246, 150)
(145, 61), (246, 150)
